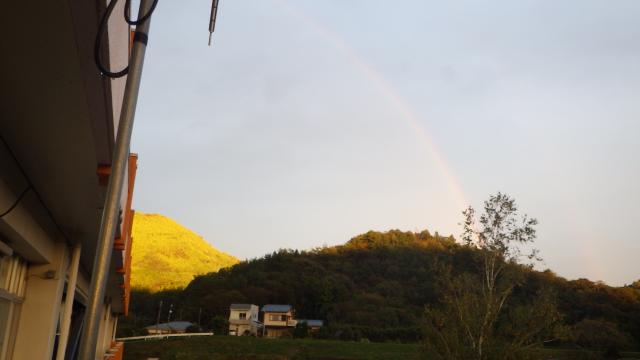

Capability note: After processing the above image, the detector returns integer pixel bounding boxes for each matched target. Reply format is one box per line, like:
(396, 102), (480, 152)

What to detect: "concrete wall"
(8, 239), (120, 360)
(13, 243), (68, 359)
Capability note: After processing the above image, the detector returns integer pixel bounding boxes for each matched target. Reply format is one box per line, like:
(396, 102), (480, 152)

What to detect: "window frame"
(0, 254), (27, 360)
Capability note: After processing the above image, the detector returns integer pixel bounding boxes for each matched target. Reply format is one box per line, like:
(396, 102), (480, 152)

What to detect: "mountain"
(130, 212), (239, 291)
(123, 230), (640, 349)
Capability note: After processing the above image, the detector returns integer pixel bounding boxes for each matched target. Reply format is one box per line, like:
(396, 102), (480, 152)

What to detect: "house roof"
(262, 304), (292, 313)
(145, 321), (193, 331)
(230, 303), (255, 310)
(298, 319), (324, 327)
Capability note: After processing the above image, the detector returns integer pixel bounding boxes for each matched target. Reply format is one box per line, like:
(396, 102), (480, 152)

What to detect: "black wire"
(95, 0), (129, 78)
(0, 135), (71, 243)
(124, 0), (160, 26)
(94, 0), (159, 78)
(0, 186), (32, 218)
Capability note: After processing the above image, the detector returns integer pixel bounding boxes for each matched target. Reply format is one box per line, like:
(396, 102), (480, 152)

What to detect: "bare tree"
(424, 193), (561, 360)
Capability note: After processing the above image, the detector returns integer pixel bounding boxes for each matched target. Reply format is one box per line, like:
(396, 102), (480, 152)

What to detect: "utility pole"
(167, 303), (174, 323)
(155, 300), (163, 333)
(197, 308), (202, 327)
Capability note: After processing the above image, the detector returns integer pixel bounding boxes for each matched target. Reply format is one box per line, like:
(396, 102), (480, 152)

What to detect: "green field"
(122, 336), (640, 360)
(123, 336), (420, 360)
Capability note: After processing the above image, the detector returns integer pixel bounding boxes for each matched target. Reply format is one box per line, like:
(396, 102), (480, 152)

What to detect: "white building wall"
(229, 305), (260, 336)
(13, 243), (68, 359)
(229, 306), (259, 321)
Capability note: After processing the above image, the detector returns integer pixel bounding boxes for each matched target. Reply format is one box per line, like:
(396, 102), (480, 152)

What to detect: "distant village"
(145, 304), (323, 338)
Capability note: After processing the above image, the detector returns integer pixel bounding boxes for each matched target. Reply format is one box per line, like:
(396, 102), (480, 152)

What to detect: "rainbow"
(276, 0), (470, 211)
(274, 3), (615, 283)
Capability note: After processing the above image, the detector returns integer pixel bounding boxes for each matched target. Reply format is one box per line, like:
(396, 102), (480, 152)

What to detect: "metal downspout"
(77, 0), (153, 357)
(56, 244), (82, 360)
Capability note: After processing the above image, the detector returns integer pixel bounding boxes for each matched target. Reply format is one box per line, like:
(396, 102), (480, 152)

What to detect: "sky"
(131, 0), (640, 286)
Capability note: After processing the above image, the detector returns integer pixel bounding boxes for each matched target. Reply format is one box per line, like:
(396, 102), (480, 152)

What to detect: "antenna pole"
(208, 0), (219, 46)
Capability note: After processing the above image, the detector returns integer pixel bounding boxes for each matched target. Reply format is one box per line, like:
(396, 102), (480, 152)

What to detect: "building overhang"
(0, 0), (133, 314)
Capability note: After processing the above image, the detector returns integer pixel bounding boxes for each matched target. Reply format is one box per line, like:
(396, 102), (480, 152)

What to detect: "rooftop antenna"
(208, 0), (219, 46)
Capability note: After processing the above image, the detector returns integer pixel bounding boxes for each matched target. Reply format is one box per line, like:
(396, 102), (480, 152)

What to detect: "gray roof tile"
(261, 304), (292, 313)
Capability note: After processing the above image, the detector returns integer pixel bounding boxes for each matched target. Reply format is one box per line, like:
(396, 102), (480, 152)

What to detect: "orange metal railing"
(105, 341), (124, 360)
(113, 154), (138, 316)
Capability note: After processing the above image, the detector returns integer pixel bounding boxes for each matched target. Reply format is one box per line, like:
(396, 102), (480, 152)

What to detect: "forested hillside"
(130, 212), (238, 291)
(122, 230), (640, 350)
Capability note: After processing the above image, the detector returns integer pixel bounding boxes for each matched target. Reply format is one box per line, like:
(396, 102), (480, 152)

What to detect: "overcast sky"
(132, 0), (640, 286)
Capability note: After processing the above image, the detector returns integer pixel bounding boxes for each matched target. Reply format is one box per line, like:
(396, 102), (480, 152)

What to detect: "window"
(268, 314), (287, 322)
(0, 254), (27, 360)
(238, 312), (246, 320)
(0, 255), (27, 299)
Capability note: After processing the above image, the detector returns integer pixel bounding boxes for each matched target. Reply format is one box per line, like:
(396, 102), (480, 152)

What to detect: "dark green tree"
(572, 319), (632, 351)
(293, 322), (309, 339)
(209, 316), (229, 335)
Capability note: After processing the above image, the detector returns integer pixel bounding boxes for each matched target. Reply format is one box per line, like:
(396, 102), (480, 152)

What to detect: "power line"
(0, 186), (31, 218)
(0, 134), (70, 242)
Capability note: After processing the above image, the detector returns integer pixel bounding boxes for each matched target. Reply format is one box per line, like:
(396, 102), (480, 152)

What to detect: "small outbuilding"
(297, 319), (324, 332)
(146, 321), (194, 335)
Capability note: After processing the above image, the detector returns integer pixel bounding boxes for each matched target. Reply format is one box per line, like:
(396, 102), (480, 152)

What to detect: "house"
(146, 321), (194, 335)
(0, 0), (146, 358)
(228, 304), (261, 336)
(297, 319), (324, 333)
(262, 304), (297, 338)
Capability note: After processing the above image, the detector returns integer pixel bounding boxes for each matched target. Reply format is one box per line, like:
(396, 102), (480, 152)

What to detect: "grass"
(123, 336), (640, 360)
(122, 335), (421, 360)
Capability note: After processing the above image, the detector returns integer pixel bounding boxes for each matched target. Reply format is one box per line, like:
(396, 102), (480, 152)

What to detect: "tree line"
(118, 194), (640, 359)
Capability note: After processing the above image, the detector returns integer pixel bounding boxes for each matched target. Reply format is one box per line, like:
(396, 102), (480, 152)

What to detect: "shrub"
(572, 319), (633, 350)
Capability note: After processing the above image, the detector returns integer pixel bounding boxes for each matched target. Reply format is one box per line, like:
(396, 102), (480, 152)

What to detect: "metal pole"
(56, 244), (82, 360)
(208, 0), (219, 46)
(77, 0), (153, 357)
(155, 300), (163, 333)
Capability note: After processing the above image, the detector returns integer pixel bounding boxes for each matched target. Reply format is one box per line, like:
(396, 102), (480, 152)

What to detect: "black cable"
(0, 186), (32, 218)
(95, 0), (128, 78)
(94, 0), (159, 78)
(0, 135), (70, 243)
